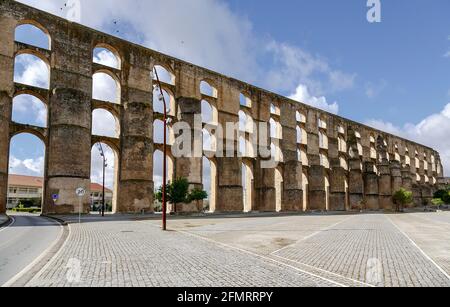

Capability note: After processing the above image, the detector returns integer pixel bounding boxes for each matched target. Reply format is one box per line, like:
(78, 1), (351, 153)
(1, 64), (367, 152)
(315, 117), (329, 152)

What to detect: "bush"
(392, 188), (413, 212)
(442, 191), (450, 204)
(12, 207), (41, 213)
(431, 198), (444, 207)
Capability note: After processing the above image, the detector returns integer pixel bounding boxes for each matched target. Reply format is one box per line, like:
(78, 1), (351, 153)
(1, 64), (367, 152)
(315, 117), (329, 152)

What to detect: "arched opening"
(203, 128), (213, 152)
(296, 111), (306, 123)
(270, 118), (281, 139)
(275, 168), (283, 212)
(92, 109), (120, 138)
(153, 120), (172, 145)
(93, 46), (121, 69)
(302, 171), (309, 211)
(153, 150), (174, 212)
(242, 162), (254, 212)
(201, 100), (215, 124)
(153, 87), (173, 115)
(90, 143), (118, 214)
(239, 135), (247, 157)
(14, 53), (50, 89)
(153, 65), (175, 85)
(240, 93), (251, 108)
(15, 23), (51, 50)
(92, 72), (121, 104)
(12, 94), (47, 127)
(202, 156), (216, 212)
(200, 81), (217, 98)
(7, 133), (45, 213)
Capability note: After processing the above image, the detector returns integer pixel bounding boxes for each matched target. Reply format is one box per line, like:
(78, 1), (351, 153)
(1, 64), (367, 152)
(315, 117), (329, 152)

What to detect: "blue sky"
(10, 0), (450, 186)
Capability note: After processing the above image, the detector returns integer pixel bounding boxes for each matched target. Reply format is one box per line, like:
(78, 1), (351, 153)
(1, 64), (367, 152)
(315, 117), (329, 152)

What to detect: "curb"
(40, 214), (68, 225)
(0, 215), (12, 228)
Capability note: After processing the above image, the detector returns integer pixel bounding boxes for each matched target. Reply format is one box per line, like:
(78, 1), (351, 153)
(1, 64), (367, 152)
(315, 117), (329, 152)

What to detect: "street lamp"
(96, 143), (108, 217)
(151, 68), (169, 231)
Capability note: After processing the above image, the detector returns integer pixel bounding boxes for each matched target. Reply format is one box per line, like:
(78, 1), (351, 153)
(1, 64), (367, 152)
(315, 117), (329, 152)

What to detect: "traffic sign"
(76, 187), (86, 197)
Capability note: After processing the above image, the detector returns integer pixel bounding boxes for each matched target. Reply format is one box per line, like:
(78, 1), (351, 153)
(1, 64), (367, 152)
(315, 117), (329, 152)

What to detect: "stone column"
(348, 155), (364, 210)
(391, 160), (402, 194)
(254, 159), (276, 212)
(329, 134), (346, 211)
(280, 104), (302, 211)
(118, 61), (154, 212)
(0, 12), (15, 214)
(43, 26), (93, 214)
(364, 161), (379, 210)
(174, 97), (204, 212)
(378, 161), (392, 210)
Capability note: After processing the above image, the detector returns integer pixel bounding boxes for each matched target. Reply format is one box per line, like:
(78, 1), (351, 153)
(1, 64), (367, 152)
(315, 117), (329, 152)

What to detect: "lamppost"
(96, 143), (108, 217)
(151, 68), (168, 231)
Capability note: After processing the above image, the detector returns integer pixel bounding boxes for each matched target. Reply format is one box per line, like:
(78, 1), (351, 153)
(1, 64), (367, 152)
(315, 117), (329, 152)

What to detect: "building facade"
(0, 1), (445, 215)
(7, 174), (43, 209)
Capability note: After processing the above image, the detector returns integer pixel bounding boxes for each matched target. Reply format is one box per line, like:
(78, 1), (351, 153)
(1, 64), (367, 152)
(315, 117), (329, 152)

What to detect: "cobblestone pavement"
(25, 212), (450, 287)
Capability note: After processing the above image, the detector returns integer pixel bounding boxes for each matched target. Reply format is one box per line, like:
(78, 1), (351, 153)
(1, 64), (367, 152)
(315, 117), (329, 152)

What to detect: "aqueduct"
(0, 1), (446, 215)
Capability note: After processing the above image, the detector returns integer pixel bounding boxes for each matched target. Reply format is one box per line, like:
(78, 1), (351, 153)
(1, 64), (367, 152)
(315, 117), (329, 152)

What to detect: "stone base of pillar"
(215, 186), (243, 212)
(364, 195), (379, 210)
(43, 177), (91, 214)
(255, 188), (275, 212)
(309, 190), (326, 211)
(0, 172), (7, 214)
(117, 180), (154, 213)
(329, 192), (346, 211)
(379, 196), (393, 211)
(281, 189), (303, 212)
(349, 193), (363, 210)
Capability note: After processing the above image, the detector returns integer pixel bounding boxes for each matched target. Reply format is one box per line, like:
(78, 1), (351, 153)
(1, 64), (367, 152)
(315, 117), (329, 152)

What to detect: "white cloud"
(90, 145), (116, 189)
(17, 0), (354, 106)
(14, 54), (49, 89)
(93, 49), (120, 69)
(365, 79), (387, 99)
(444, 51), (450, 58)
(365, 103), (450, 176)
(289, 84), (339, 115)
(92, 73), (119, 103)
(9, 156), (45, 176)
(92, 109), (119, 138)
(12, 94), (47, 127)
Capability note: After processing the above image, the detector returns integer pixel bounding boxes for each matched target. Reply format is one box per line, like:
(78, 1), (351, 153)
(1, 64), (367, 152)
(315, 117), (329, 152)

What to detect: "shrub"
(442, 191), (450, 204)
(392, 188), (413, 212)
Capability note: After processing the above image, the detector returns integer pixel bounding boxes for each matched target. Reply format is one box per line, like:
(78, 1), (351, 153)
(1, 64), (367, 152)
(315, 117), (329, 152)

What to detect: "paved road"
(0, 213), (62, 286)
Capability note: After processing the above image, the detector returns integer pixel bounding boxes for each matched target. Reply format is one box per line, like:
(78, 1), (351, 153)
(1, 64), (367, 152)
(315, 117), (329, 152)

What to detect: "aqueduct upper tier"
(0, 1), (445, 214)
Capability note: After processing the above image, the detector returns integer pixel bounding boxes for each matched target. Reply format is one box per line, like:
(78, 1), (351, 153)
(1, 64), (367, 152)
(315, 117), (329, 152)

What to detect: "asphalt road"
(0, 213), (62, 286)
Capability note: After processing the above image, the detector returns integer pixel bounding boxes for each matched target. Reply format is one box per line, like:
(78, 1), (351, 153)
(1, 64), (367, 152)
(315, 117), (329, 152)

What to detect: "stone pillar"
(421, 184), (433, 206)
(118, 76), (154, 213)
(401, 165), (413, 208)
(364, 161), (379, 210)
(280, 111), (302, 211)
(378, 161), (392, 210)
(254, 160), (276, 212)
(391, 160), (402, 194)
(412, 183), (422, 207)
(216, 157), (244, 212)
(348, 156), (364, 210)
(329, 166), (347, 211)
(43, 33), (93, 214)
(0, 12), (15, 214)
(174, 97), (203, 212)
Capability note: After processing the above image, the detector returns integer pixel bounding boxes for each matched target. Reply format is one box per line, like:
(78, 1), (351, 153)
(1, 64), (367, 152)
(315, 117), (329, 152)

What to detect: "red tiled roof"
(8, 175), (112, 193)
(8, 174), (43, 188)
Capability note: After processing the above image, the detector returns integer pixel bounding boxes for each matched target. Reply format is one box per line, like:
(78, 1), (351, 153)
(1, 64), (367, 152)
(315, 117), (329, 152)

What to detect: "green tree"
(392, 188), (413, 212)
(155, 177), (190, 212)
(442, 191), (450, 204)
(187, 188), (208, 211)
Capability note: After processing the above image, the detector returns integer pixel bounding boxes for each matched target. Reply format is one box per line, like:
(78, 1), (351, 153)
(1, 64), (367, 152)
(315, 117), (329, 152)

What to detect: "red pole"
(154, 69), (167, 231)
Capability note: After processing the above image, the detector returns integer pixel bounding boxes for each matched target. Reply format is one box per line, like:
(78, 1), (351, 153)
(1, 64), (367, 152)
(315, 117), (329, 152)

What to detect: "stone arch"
(14, 53), (50, 89)
(242, 160), (254, 212)
(201, 99), (217, 124)
(202, 156), (217, 212)
(240, 92), (252, 108)
(153, 119), (172, 145)
(92, 70), (121, 104)
(7, 133), (46, 212)
(200, 80), (218, 98)
(91, 142), (119, 213)
(275, 167), (283, 212)
(12, 94), (47, 128)
(15, 20), (51, 50)
(152, 149), (175, 209)
(153, 64), (175, 85)
(302, 171), (309, 211)
(93, 44), (122, 70)
(92, 108), (120, 138)
(153, 86), (173, 115)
